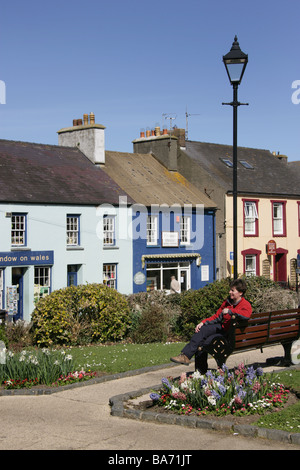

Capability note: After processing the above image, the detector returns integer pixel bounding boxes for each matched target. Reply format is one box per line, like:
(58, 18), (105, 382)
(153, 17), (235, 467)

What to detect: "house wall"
(0, 203), (132, 321)
(225, 196), (300, 283)
(132, 208), (216, 293)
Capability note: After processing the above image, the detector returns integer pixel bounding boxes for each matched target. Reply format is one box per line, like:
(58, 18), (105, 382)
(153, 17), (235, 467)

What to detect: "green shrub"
(31, 283), (131, 347)
(4, 320), (33, 351)
(127, 290), (181, 343)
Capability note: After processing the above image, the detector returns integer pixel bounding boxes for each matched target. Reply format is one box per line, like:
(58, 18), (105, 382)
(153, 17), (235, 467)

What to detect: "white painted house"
(0, 114), (133, 321)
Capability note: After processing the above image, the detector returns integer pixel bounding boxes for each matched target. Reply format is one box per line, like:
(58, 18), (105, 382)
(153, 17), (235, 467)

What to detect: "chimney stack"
(57, 113), (106, 165)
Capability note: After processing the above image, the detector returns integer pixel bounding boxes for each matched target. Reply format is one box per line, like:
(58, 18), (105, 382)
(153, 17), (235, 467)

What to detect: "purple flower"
(256, 367), (263, 376)
(161, 377), (172, 390)
(150, 393), (160, 401)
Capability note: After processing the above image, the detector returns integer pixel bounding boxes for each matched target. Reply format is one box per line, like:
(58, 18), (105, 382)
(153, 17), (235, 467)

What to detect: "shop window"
(146, 261), (190, 292)
(34, 267), (51, 303)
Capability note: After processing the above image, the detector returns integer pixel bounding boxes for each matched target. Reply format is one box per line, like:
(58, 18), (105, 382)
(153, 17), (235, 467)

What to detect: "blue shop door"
(12, 268), (24, 320)
(67, 265), (78, 287)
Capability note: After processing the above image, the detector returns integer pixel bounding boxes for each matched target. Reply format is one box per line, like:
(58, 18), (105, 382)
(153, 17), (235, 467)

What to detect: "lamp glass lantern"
(223, 36), (248, 85)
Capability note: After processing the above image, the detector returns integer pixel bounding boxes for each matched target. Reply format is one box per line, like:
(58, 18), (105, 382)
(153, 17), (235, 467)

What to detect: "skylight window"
(239, 160), (254, 169)
(221, 158), (233, 167)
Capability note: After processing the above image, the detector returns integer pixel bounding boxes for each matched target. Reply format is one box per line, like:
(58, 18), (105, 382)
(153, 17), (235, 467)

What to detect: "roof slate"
(102, 150), (216, 208)
(184, 141), (300, 197)
(0, 140), (134, 205)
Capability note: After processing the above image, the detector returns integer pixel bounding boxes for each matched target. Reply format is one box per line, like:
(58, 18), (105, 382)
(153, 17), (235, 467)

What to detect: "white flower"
(171, 385), (180, 394)
(192, 370), (204, 380)
(207, 396), (216, 406)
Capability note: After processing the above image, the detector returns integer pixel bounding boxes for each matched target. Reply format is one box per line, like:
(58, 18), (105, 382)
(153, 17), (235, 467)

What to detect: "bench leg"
(195, 348), (228, 373)
(195, 349), (208, 374)
(281, 342), (292, 366)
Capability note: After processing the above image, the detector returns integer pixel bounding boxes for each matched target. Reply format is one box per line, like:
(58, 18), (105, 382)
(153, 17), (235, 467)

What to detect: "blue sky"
(1, 0), (300, 161)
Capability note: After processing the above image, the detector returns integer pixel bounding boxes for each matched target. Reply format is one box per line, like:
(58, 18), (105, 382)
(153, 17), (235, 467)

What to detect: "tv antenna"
(185, 107), (200, 140)
(162, 113), (177, 131)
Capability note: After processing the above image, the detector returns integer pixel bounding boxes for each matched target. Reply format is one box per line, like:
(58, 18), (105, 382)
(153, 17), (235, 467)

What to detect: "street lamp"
(222, 36), (248, 280)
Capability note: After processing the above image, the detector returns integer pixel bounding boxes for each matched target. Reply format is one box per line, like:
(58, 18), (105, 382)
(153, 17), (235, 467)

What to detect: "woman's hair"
(230, 278), (247, 295)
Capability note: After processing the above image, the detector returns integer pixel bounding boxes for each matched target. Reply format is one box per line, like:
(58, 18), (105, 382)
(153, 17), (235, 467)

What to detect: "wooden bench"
(195, 307), (300, 372)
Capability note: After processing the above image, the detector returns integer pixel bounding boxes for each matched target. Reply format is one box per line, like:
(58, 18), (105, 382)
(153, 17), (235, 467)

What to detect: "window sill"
(103, 246), (119, 250)
(66, 246), (84, 251)
(11, 246), (31, 251)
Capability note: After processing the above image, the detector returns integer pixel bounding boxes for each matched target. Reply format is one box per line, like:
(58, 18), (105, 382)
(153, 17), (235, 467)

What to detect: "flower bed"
(0, 348), (97, 389)
(150, 363), (290, 417)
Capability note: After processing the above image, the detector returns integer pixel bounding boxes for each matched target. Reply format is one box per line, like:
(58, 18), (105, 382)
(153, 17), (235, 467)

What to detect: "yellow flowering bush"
(31, 284), (131, 347)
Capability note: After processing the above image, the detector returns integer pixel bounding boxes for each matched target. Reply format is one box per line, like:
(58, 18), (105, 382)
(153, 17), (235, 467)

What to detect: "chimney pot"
(83, 114), (89, 125)
(155, 126), (161, 136)
(89, 112), (95, 124)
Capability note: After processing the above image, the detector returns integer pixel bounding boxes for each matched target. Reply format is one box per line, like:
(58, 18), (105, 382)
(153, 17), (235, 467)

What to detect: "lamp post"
(222, 36), (248, 279)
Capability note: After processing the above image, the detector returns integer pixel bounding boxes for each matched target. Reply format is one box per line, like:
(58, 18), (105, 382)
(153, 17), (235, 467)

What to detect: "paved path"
(0, 345), (299, 451)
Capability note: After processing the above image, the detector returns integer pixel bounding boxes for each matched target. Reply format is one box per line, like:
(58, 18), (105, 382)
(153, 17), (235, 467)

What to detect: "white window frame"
(11, 213), (26, 246)
(146, 262), (191, 292)
(244, 201), (258, 235)
(245, 255), (256, 277)
(103, 264), (117, 289)
(180, 216), (191, 245)
(273, 202), (283, 235)
(66, 215), (80, 246)
(103, 216), (115, 246)
(147, 215), (158, 245)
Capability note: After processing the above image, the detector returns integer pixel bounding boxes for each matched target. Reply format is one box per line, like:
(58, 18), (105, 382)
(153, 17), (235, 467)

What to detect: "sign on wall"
(162, 232), (179, 247)
(0, 251), (54, 267)
(267, 240), (277, 256)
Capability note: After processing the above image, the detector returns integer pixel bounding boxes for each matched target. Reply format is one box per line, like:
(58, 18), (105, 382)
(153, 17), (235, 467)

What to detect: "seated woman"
(170, 278), (252, 366)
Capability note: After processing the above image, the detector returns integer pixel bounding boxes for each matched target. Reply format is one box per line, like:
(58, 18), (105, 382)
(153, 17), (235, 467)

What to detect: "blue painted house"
(102, 148), (217, 293)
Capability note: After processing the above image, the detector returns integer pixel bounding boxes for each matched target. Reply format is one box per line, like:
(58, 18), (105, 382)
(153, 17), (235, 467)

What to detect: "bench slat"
(234, 337), (266, 349)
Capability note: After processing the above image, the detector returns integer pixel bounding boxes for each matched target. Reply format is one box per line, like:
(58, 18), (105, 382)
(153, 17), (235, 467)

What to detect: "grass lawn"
(68, 341), (186, 374)
(251, 369), (300, 433)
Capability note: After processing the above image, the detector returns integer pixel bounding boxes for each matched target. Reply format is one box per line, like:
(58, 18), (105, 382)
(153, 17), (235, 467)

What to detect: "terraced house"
(133, 128), (300, 286)
(0, 114), (217, 320)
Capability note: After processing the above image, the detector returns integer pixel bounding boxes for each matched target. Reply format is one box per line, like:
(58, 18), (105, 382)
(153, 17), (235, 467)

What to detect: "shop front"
(0, 250), (54, 321)
(132, 253), (202, 294)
